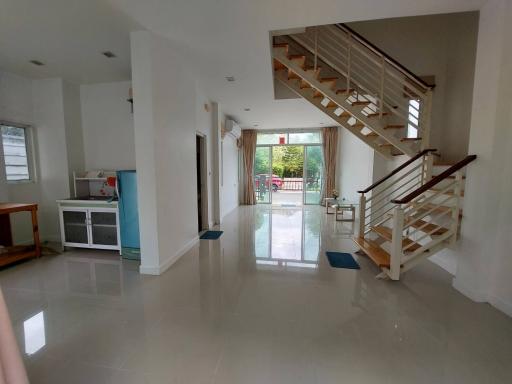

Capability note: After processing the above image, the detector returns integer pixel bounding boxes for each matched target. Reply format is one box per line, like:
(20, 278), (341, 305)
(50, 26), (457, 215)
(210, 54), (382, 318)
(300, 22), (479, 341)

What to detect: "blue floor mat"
(326, 252), (360, 269)
(200, 231), (223, 240)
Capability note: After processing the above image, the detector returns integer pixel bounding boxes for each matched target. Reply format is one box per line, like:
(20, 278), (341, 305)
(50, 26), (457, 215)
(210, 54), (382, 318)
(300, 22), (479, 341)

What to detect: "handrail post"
(314, 27), (318, 71)
(421, 89), (433, 150)
(379, 56), (385, 118)
(358, 194), (366, 238)
(346, 33), (352, 96)
(425, 152), (434, 182)
(390, 206), (404, 280)
(450, 171), (463, 245)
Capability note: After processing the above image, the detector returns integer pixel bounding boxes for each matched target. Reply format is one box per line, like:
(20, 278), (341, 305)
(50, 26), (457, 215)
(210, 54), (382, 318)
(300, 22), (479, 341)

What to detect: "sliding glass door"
(304, 145), (323, 205)
(254, 146), (271, 204)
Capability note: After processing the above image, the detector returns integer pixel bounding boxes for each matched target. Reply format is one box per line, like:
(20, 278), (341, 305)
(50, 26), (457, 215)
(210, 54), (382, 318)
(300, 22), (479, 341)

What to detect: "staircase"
(272, 23), (433, 158)
(354, 151), (476, 280)
(271, 25), (477, 279)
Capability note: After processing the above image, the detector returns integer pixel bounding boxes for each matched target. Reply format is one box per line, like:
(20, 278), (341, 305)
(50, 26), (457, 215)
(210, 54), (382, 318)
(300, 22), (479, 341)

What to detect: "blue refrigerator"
(117, 170), (141, 260)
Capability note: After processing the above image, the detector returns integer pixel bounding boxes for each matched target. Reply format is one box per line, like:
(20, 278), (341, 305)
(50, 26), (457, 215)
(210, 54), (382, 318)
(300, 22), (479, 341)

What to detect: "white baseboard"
(489, 295), (512, 318)
(429, 253), (456, 275)
(139, 235), (199, 275)
(452, 277), (488, 302)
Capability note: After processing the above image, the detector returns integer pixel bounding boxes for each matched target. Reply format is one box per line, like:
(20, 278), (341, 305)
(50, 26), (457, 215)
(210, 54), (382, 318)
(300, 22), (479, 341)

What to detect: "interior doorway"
(196, 134), (208, 232)
(254, 132), (323, 206)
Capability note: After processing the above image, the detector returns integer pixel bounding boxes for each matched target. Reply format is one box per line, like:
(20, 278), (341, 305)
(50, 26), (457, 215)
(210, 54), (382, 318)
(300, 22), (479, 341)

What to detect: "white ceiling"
(0, 0), (484, 128)
(0, 0), (140, 84)
(109, 0), (484, 129)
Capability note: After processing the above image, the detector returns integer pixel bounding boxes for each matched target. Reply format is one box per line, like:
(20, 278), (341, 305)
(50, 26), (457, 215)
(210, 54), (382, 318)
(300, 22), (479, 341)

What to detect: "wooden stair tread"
(384, 124), (405, 129)
(371, 226), (422, 252)
(406, 219), (449, 236)
(273, 43), (289, 49)
(367, 112), (389, 118)
(400, 137), (422, 142)
(353, 236), (391, 268)
(273, 59), (287, 71)
(336, 88), (355, 94)
(319, 77), (339, 82)
(288, 54), (306, 60)
(351, 101), (371, 106)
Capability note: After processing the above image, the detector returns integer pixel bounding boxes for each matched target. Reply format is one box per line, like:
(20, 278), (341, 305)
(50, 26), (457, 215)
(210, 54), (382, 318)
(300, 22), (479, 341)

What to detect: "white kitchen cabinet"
(58, 202), (121, 252)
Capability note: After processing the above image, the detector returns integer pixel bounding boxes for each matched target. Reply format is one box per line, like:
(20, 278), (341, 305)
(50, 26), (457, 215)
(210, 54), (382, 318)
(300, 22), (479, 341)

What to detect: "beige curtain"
(241, 130), (257, 205)
(0, 288), (29, 384)
(321, 127), (338, 205)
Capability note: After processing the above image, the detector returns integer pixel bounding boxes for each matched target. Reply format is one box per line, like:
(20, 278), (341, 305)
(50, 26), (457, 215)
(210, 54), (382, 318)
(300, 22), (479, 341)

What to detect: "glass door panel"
(90, 211), (118, 246)
(254, 146), (271, 204)
(62, 210), (89, 244)
(304, 146), (323, 205)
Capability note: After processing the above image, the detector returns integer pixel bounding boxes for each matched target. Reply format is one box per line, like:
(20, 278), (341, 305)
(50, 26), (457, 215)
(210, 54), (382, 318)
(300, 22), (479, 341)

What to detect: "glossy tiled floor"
(2, 206), (512, 383)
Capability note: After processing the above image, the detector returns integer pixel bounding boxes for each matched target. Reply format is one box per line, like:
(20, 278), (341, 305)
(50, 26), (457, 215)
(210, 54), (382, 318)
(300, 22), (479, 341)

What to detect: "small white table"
(333, 204), (356, 222)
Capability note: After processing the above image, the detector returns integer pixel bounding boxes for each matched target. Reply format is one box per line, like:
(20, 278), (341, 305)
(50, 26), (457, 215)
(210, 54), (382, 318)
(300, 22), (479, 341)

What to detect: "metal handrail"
(358, 149), (437, 194)
(336, 24), (434, 92)
(392, 155), (477, 204)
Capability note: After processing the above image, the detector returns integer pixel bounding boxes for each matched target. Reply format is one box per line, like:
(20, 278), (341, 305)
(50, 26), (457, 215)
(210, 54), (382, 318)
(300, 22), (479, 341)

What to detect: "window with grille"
(1, 124), (33, 182)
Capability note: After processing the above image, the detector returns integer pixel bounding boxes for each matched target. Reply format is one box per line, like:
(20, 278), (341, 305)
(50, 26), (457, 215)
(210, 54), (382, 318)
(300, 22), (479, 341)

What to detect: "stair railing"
(386, 155), (476, 279)
(357, 149), (437, 238)
(287, 24), (434, 149)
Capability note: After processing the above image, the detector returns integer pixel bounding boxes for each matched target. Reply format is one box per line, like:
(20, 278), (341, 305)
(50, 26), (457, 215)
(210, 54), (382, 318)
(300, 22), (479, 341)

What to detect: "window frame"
(0, 121), (37, 184)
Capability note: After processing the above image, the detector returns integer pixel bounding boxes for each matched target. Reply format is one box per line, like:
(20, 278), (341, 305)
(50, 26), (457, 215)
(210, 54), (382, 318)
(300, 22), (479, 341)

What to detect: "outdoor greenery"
(272, 146), (303, 177)
(255, 145), (322, 177)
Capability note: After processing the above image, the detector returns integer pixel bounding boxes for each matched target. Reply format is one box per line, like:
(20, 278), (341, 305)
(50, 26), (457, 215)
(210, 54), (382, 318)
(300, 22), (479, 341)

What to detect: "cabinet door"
(61, 209), (89, 246)
(89, 209), (119, 249)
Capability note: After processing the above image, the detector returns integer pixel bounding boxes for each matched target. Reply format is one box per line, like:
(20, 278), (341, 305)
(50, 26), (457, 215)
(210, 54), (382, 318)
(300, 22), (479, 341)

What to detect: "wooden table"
(0, 203), (41, 267)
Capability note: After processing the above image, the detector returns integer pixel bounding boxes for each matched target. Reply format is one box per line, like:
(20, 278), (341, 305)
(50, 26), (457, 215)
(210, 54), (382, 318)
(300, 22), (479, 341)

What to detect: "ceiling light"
(253, 123), (259, 127)
(102, 51), (117, 58)
(244, 108), (251, 111)
(29, 60), (44, 66)
(225, 76), (235, 82)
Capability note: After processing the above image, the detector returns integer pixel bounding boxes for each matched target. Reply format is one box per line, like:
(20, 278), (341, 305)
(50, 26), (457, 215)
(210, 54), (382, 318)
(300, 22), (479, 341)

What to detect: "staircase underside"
(272, 42), (424, 158)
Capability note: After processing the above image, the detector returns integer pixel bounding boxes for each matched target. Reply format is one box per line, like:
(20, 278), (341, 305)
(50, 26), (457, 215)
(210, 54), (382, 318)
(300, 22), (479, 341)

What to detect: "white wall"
(337, 128), (374, 204)
(452, 0), (512, 317)
(220, 134), (239, 219)
(348, 12), (479, 163)
(32, 79), (72, 241)
(80, 81), (135, 170)
(131, 30), (217, 275)
(63, 81), (85, 196)
(0, 72), (76, 243)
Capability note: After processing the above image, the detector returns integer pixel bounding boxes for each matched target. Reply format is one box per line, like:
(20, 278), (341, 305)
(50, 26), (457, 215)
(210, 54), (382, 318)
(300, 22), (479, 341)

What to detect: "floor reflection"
(23, 311), (45, 355)
(254, 207), (321, 268)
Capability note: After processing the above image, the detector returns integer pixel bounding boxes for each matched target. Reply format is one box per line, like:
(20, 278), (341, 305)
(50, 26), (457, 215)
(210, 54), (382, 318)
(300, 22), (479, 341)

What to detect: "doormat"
(326, 251), (360, 269)
(200, 231), (223, 240)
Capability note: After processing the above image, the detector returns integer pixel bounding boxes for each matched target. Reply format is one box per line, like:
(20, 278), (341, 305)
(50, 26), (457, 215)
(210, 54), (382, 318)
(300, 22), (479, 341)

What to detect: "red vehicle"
(255, 174), (283, 192)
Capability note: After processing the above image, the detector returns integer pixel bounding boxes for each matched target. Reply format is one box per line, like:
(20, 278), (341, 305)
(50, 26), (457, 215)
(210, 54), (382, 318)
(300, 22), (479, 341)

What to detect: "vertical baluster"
(314, 27), (318, 72)
(390, 206), (404, 280)
(347, 33), (352, 96)
(379, 56), (385, 118)
(358, 194), (366, 238)
(450, 171), (463, 246)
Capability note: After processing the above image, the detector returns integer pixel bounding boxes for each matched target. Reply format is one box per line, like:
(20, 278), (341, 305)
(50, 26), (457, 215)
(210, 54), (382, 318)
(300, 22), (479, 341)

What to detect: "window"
(407, 99), (420, 139)
(1, 124), (33, 182)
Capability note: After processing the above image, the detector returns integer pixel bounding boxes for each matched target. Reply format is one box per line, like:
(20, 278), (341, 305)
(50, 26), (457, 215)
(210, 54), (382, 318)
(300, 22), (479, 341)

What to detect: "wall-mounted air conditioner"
(224, 119), (242, 140)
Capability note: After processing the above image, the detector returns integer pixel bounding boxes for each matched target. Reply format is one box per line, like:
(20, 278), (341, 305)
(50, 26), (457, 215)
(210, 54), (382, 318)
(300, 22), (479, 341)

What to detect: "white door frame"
(196, 132), (210, 230)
